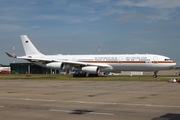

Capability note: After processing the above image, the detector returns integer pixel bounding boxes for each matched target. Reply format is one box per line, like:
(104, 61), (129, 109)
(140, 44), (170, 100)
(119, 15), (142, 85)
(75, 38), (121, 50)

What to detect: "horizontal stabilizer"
(5, 52), (17, 58)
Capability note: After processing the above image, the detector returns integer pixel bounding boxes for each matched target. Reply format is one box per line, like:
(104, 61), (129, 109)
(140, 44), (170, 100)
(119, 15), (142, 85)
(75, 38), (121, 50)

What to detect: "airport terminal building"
(10, 63), (56, 74)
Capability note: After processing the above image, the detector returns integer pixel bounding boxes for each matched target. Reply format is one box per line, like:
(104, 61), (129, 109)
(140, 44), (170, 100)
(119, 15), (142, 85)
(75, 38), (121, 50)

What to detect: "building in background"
(10, 63), (51, 74)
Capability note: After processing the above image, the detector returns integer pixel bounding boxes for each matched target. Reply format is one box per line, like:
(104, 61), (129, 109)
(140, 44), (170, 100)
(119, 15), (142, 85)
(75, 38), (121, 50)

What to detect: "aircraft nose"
(171, 61), (176, 67)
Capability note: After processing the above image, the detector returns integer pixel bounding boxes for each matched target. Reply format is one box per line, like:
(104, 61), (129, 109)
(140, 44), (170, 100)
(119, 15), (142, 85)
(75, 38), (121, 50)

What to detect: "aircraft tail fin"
(20, 35), (44, 56)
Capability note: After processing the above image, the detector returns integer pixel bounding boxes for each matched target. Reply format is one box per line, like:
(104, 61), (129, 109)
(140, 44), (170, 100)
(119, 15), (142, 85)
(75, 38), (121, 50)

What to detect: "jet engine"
(46, 62), (64, 70)
(81, 66), (99, 74)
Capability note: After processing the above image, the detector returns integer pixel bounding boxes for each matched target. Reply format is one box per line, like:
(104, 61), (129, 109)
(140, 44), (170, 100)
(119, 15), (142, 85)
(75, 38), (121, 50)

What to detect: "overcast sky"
(1, 0), (180, 66)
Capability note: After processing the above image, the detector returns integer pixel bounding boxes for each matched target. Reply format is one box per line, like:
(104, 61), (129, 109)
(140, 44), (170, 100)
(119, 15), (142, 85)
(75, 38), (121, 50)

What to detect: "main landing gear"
(73, 71), (86, 77)
(88, 74), (98, 77)
(73, 71), (99, 77)
(153, 71), (158, 78)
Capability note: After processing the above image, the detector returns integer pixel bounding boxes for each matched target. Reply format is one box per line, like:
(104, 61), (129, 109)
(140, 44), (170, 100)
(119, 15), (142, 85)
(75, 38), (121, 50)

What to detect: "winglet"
(5, 52), (17, 58)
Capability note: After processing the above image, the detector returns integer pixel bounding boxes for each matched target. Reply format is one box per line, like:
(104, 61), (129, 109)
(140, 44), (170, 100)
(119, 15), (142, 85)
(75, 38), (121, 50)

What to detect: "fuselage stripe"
(79, 61), (175, 64)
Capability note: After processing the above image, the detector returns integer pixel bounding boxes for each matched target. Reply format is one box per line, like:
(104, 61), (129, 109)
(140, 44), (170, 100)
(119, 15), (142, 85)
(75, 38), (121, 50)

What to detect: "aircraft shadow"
(69, 110), (93, 115)
(151, 113), (180, 120)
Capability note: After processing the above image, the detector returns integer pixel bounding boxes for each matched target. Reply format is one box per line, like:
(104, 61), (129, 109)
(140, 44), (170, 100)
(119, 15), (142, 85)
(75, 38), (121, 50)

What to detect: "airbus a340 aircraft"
(6, 35), (176, 78)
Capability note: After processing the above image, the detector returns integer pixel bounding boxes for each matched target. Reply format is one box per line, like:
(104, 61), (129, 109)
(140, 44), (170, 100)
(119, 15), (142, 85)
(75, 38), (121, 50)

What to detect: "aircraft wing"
(22, 57), (111, 68)
(5, 53), (111, 68)
(17, 56), (55, 62)
(63, 61), (112, 68)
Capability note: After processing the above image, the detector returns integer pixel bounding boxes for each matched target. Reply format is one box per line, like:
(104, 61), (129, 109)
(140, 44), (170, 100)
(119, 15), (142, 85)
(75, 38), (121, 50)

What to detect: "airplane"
(5, 35), (176, 78)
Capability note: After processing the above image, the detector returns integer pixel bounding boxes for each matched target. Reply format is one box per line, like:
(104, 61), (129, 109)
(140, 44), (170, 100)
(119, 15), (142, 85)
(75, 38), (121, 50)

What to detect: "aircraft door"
(69, 57), (77, 61)
(146, 57), (151, 69)
(153, 56), (158, 63)
(72, 57), (77, 61)
(118, 56), (123, 63)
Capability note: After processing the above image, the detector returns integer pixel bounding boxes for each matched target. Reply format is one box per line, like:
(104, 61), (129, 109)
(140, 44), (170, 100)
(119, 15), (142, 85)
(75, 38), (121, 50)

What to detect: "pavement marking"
(89, 112), (115, 116)
(49, 109), (114, 116)
(0, 97), (180, 108)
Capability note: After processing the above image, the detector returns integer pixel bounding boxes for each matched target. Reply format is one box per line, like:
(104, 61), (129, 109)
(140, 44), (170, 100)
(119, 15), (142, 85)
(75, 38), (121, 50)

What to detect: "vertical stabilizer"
(20, 35), (43, 56)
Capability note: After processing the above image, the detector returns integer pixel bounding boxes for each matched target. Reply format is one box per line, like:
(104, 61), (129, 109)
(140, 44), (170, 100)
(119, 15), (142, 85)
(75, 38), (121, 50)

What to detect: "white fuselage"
(36, 53), (176, 72)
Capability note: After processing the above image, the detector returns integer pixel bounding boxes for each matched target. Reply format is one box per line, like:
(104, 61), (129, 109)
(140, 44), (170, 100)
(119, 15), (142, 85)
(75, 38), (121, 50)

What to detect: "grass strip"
(0, 74), (179, 82)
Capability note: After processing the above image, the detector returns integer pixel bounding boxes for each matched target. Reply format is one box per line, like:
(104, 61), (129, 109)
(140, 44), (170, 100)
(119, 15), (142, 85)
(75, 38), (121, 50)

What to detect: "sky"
(1, 0), (180, 66)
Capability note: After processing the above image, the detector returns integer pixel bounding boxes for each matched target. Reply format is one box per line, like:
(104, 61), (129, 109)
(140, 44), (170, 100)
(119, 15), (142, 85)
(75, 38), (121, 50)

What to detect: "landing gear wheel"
(153, 71), (158, 78)
(88, 74), (98, 77)
(153, 75), (157, 78)
(73, 71), (86, 77)
(73, 74), (77, 77)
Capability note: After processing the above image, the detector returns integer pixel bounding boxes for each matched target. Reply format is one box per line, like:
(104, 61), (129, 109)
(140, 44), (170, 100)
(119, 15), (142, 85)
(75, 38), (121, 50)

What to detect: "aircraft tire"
(153, 75), (157, 78)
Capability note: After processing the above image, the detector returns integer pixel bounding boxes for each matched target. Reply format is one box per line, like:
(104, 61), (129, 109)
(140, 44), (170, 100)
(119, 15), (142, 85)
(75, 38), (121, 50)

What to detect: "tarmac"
(0, 80), (180, 120)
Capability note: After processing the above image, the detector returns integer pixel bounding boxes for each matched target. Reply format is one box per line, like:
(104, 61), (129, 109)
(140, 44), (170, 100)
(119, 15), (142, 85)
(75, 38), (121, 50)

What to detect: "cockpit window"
(164, 59), (172, 61)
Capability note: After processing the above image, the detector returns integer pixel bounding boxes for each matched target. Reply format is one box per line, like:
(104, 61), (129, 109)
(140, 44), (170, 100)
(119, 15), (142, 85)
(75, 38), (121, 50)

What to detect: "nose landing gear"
(153, 71), (158, 78)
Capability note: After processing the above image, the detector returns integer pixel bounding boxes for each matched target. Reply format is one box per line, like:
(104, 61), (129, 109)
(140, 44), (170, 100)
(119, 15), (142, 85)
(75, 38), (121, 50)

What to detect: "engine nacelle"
(81, 66), (99, 74)
(46, 62), (64, 70)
